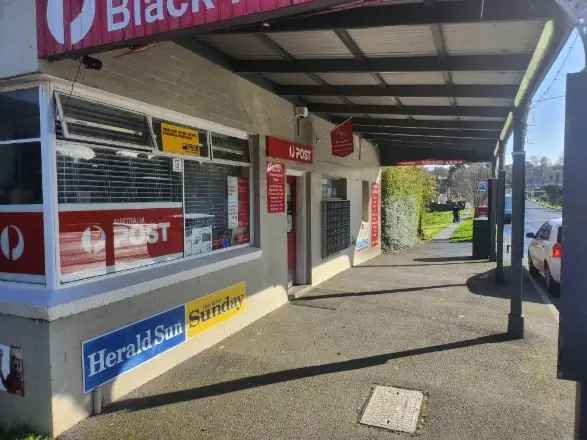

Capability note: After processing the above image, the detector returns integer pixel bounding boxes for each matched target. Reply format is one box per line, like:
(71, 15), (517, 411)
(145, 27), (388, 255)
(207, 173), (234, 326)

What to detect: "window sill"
(0, 246), (262, 321)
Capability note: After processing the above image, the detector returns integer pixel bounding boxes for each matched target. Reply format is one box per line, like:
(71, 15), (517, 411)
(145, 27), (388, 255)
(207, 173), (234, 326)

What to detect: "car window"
(536, 223), (552, 240)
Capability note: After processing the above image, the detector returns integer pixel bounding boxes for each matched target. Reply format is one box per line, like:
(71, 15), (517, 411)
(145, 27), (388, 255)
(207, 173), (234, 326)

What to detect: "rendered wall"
(0, 42), (381, 436)
(0, 0), (39, 78)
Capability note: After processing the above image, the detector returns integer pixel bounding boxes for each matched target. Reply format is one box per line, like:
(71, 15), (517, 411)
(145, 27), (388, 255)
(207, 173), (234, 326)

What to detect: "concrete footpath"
(60, 232), (575, 440)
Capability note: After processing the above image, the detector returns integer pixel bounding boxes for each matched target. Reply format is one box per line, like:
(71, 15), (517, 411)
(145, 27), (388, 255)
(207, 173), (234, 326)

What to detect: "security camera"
(82, 55), (103, 70)
(295, 106), (309, 119)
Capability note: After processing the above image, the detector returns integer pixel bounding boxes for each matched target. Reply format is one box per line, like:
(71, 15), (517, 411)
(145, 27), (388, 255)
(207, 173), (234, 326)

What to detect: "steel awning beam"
(223, 0), (556, 33)
(310, 104), (510, 117)
(365, 139), (495, 151)
(356, 127), (498, 139)
(276, 84), (517, 98)
(338, 118), (503, 130)
(233, 54), (530, 73)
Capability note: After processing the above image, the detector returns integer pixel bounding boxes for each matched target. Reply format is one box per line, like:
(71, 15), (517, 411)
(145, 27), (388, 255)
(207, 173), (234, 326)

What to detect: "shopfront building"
(0, 2), (381, 435)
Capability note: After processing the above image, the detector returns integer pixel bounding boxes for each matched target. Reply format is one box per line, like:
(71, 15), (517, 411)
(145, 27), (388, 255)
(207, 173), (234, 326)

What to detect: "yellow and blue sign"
(82, 283), (246, 393)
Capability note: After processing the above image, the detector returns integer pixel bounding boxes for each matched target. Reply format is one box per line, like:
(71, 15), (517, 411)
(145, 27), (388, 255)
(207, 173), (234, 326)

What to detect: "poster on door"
(370, 183), (380, 247)
(227, 176), (239, 230)
(0, 344), (24, 397)
(267, 162), (286, 214)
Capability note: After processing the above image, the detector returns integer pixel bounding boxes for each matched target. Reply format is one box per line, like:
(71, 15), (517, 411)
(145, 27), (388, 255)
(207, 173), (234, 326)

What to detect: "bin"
(472, 218), (491, 259)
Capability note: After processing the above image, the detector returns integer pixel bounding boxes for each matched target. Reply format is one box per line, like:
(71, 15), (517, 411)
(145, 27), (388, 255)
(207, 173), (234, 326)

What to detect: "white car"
(527, 218), (562, 294)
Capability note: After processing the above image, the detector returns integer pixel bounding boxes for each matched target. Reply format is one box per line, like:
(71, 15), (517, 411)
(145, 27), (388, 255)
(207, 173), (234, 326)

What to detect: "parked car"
(504, 193), (512, 224)
(527, 218), (562, 294)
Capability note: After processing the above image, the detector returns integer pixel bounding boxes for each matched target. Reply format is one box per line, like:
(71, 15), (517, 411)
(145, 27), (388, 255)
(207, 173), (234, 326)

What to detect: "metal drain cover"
(360, 386), (424, 434)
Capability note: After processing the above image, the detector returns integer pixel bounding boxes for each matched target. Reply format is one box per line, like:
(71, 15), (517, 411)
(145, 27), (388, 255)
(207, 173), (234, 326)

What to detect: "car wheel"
(528, 253), (538, 276)
(544, 263), (560, 296)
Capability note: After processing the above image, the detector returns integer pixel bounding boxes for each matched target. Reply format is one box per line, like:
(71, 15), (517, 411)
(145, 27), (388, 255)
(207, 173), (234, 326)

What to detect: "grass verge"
(421, 211), (454, 240)
(450, 218), (473, 242)
(0, 426), (49, 440)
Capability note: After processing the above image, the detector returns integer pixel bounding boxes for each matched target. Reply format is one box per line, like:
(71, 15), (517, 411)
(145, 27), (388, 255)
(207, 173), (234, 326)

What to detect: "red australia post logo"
(0, 213), (45, 276)
(46, 0), (97, 46)
(0, 226), (25, 262)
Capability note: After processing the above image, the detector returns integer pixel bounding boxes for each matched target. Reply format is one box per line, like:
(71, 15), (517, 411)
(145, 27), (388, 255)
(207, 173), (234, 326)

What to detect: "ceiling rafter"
(334, 117), (503, 131)
(308, 103), (510, 117)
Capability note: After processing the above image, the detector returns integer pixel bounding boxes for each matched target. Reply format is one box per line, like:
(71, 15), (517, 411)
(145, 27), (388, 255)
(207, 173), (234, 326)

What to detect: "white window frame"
(0, 76), (257, 292)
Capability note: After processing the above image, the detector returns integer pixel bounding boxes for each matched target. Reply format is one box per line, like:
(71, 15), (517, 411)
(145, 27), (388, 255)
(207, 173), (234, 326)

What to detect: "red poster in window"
(267, 162), (286, 214)
(59, 206), (183, 282)
(370, 183), (380, 247)
(331, 119), (354, 157)
(238, 177), (249, 228)
(0, 212), (45, 277)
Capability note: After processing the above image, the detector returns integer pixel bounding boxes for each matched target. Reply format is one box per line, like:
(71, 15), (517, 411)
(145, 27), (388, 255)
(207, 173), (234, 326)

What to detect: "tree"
(450, 164), (492, 208)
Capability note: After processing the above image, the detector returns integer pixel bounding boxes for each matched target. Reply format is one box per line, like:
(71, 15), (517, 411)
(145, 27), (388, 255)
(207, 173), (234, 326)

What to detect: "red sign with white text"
(370, 183), (379, 247)
(266, 136), (313, 164)
(267, 162), (286, 214)
(331, 119), (354, 157)
(0, 212), (45, 277)
(59, 207), (183, 281)
(36, 0), (315, 58)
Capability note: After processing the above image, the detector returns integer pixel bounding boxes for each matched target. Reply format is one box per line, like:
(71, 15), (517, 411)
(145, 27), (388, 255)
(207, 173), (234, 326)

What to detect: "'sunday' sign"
(82, 282), (246, 393)
(36, 0), (316, 58)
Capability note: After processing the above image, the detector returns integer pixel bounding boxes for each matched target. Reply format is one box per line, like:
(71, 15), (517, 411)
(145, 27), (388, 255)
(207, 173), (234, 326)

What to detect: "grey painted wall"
(0, 0), (39, 78)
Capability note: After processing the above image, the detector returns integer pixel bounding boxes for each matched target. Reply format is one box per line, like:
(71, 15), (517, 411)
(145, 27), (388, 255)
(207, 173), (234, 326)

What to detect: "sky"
(505, 29), (586, 165)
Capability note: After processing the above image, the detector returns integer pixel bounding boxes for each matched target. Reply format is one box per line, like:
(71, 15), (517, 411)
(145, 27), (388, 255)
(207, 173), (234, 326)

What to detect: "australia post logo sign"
(0, 213), (45, 276)
(37, 0), (314, 57)
(266, 136), (313, 164)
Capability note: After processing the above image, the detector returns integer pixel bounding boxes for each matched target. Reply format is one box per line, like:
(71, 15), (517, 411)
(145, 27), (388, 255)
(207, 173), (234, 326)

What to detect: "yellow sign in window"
(161, 122), (202, 156)
(185, 282), (246, 338)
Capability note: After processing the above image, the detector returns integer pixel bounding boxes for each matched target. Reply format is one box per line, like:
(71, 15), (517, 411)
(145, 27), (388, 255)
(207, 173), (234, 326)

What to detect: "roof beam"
(356, 127), (498, 139)
(309, 104), (510, 117)
(365, 138), (495, 151)
(225, 0), (555, 33)
(364, 134), (496, 145)
(233, 54), (530, 73)
(276, 84), (517, 98)
(337, 118), (503, 131)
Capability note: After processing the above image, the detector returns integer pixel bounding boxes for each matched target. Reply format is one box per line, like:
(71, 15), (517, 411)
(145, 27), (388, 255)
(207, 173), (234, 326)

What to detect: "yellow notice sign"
(186, 282), (246, 338)
(161, 122), (201, 156)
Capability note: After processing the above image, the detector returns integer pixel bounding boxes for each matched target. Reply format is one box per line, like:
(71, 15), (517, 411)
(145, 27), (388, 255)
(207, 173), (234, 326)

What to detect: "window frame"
(0, 77), (255, 290)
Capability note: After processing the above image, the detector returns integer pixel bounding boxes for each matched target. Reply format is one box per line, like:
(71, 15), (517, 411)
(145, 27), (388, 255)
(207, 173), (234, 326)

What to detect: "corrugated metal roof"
(302, 96), (347, 104)
(456, 97), (514, 107)
(411, 115), (460, 120)
(443, 20), (545, 55)
(319, 73), (380, 85)
(200, 34), (283, 59)
(379, 72), (446, 85)
(398, 97), (452, 106)
(350, 96), (399, 105)
(264, 73), (320, 85)
(366, 113), (410, 119)
(348, 25), (437, 57)
(460, 116), (508, 121)
(268, 31), (354, 59)
(452, 71), (524, 85)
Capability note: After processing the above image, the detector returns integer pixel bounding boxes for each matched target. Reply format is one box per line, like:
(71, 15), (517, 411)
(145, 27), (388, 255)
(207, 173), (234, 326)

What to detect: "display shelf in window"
(55, 93), (153, 150)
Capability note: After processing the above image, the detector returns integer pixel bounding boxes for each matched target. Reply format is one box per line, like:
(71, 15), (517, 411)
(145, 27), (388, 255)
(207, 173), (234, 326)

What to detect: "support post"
(508, 109), (526, 339)
(488, 178), (497, 262)
(496, 143), (506, 284)
(558, 70), (587, 440)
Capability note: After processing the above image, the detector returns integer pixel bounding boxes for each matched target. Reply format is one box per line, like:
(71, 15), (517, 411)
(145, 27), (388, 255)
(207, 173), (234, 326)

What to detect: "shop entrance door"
(286, 175), (297, 286)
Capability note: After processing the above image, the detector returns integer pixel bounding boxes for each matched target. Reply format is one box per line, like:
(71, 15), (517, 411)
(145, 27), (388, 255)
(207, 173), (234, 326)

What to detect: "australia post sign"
(36, 0), (316, 58)
(266, 136), (313, 164)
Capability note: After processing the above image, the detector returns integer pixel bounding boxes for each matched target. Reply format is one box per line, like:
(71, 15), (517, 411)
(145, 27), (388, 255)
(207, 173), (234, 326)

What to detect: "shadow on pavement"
(466, 268), (545, 304)
(414, 256), (480, 263)
(295, 284), (465, 301)
(103, 333), (513, 415)
(357, 261), (486, 268)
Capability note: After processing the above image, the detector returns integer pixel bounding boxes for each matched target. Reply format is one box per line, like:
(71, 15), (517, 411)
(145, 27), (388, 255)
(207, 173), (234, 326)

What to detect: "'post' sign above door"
(266, 136), (313, 164)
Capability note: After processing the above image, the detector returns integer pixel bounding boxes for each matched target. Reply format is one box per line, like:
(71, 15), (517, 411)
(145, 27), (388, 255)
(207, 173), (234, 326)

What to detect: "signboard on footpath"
(266, 136), (313, 164)
(370, 183), (380, 247)
(0, 212), (45, 278)
(267, 162), (286, 214)
(82, 282), (246, 393)
(331, 119), (354, 157)
(59, 206), (184, 282)
(36, 0), (316, 58)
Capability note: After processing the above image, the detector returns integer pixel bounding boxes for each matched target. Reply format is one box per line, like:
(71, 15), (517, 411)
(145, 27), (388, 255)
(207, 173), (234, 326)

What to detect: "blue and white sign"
(82, 305), (186, 393)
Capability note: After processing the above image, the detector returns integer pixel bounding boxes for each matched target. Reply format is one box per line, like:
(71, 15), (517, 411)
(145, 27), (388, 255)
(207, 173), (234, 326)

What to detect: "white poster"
(356, 221), (370, 252)
(227, 176), (239, 230)
(186, 226), (213, 256)
(0, 344), (24, 396)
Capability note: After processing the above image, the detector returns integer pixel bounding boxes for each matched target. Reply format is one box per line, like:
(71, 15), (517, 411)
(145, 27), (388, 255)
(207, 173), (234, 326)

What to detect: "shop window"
(56, 93), (153, 150)
(211, 133), (250, 163)
(322, 177), (347, 200)
(0, 143), (43, 205)
(184, 161), (250, 256)
(0, 88), (40, 141)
